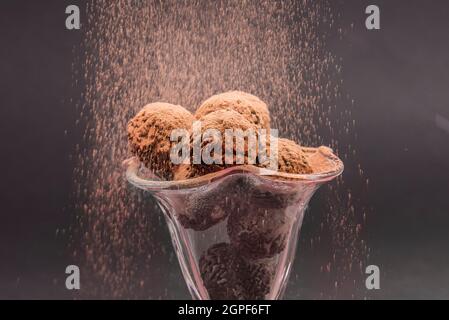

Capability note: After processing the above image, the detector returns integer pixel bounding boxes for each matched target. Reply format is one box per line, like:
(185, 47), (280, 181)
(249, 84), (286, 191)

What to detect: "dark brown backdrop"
(0, 0), (448, 299)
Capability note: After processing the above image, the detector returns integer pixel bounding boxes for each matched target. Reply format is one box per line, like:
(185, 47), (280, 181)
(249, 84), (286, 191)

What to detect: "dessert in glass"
(124, 92), (343, 300)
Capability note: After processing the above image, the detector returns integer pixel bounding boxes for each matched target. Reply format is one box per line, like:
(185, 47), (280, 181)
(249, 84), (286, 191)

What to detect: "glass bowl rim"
(124, 146), (344, 191)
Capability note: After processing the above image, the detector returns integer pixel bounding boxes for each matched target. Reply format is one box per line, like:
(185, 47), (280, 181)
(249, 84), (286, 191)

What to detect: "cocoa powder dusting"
(72, 0), (368, 299)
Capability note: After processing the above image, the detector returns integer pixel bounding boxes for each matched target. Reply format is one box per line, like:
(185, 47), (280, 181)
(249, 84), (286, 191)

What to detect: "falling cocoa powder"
(74, 0), (368, 299)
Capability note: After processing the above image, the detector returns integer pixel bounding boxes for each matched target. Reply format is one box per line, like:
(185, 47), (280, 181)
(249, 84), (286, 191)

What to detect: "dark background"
(0, 0), (448, 299)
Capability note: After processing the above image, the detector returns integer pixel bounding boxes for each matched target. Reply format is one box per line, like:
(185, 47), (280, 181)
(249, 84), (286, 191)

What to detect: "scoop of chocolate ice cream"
(176, 178), (241, 231)
(188, 109), (260, 178)
(127, 102), (194, 180)
(227, 204), (291, 259)
(238, 258), (274, 300)
(199, 243), (246, 300)
(277, 138), (313, 174)
(196, 91), (270, 132)
(172, 164), (194, 181)
(199, 243), (275, 300)
(247, 187), (299, 209)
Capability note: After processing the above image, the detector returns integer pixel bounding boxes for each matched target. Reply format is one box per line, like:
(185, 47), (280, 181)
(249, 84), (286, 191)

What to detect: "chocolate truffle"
(127, 102), (194, 180)
(196, 91), (271, 132)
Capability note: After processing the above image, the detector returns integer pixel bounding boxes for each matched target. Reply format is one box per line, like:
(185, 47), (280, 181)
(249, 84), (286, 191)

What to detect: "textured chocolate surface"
(276, 138), (313, 174)
(190, 109), (260, 178)
(199, 243), (274, 300)
(199, 243), (245, 300)
(127, 102), (194, 180)
(175, 176), (242, 231)
(196, 91), (270, 132)
(228, 205), (292, 259)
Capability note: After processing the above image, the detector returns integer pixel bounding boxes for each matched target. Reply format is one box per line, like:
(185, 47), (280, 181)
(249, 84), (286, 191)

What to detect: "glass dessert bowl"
(124, 146), (343, 300)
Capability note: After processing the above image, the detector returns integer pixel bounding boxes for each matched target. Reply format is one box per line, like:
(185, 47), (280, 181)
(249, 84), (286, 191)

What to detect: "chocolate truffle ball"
(196, 91), (270, 132)
(127, 102), (194, 180)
